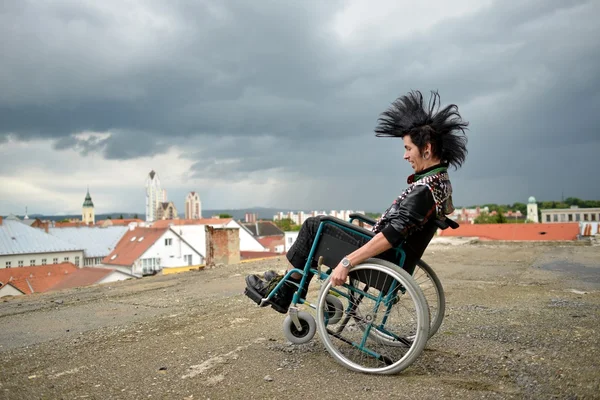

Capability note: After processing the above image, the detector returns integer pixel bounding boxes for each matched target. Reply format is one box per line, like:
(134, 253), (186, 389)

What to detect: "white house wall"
(1, 250), (85, 269)
(174, 225), (207, 258)
(134, 230), (203, 276)
(0, 284), (23, 297)
(97, 270), (135, 284)
(284, 231), (299, 252)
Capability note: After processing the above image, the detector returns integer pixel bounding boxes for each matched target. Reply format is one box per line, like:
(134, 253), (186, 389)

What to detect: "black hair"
(374, 90), (469, 169)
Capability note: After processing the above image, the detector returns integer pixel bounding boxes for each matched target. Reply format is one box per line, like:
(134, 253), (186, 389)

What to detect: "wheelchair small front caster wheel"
(324, 294), (343, 325)
(283, 311), (316, 344)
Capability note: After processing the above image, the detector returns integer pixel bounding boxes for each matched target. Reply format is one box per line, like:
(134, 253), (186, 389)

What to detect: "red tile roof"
(152, 218), (232, 228)
(438, 223), (580, 241)
(48, 267), (120, 291)
(0, 264), (127, 295)
(257, 236), (284, 251)
(102, 227), (167, 266)
(0, 263), (79, 294)
(96, 219), (144, 226)
(53, 222), (88, 228)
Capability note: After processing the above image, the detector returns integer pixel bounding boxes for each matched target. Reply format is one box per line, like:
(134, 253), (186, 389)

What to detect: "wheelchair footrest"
(244, 285), (268, 306)
(243, 284), (289, 314)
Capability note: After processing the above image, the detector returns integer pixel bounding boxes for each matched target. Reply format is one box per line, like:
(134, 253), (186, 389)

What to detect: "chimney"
(44, 222), (49, 233)
(0, 216), (2, 225)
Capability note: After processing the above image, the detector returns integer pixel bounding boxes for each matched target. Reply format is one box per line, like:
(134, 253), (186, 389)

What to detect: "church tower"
(527, 196), (538, 223)
(82, 188), (95, 225)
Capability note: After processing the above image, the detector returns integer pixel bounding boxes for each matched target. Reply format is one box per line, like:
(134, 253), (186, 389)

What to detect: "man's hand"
(330, 264), (350, 286)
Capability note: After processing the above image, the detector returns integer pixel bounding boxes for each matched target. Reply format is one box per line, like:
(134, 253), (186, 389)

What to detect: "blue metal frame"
(267, 218), (409, 308)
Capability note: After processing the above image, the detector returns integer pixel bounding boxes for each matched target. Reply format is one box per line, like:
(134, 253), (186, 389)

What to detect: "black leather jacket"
(373, 163), (454, 268)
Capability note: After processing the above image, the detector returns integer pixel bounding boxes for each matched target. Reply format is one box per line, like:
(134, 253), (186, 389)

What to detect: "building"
(153, 218), (266, 256)
(47, 225), (129, 266)
(540, 206), (600, 223)
(284, 231), (300, 252)
(82, 189), (95, 225)
(0, 263), (133, 298)
(273, 210), (366, 225)
(185, 192), (202, 219)
(527, 196), (539, 223)
(156, 201), (178, 220)
(437, 223), (580, 241)
(447, 206), (490, 223)
(241, 221), (285, 253)
(101, 226), (203, 276)
(0, 216), (85, 269)
(145, 170), (165, 222)
(245, 213), (257, 223)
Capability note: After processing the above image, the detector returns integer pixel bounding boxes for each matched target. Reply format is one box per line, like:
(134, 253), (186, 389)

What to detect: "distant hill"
(19, 207), (292, 222)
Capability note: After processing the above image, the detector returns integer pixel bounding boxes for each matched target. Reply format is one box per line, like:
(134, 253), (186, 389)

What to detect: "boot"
(244, 273), (299, 314)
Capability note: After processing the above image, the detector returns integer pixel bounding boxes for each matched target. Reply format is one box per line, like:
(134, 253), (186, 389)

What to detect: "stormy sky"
(1, 0), (599, 216)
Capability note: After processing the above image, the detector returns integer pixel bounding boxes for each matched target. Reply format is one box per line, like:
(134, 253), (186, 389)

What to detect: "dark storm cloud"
(0, 0), (599, 208)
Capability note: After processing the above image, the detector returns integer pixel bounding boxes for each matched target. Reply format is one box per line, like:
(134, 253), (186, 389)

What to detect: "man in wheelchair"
(245, 90), (469, 314)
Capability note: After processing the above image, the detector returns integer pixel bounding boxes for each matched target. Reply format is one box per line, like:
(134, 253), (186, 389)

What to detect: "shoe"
(263, 270), (279, 282)
(244, 273), (296, 314)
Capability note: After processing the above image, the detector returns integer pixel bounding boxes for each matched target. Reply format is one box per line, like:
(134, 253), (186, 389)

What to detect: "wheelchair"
(250, 214), (457, 375)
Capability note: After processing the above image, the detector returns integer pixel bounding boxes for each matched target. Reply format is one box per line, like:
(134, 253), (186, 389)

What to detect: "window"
(568, 214), (573, 222)
(30, 260), (36, 266)
(184, 254), (192, 266)
(53, 258), (58, 264)
(64, 257), (69, 262)
(75, 256), (80, 267)
(592, 214), (597, 222)
(584, 214), (589, 221)
(5, 261), (11, 268)
(42, 259), (47, 265)
(165, 238), (173, 246)
(553, 214), (558, 222)
(576, 214), (581, 222)
(18, 260), (24, 267)
(546, 215), (551, 222)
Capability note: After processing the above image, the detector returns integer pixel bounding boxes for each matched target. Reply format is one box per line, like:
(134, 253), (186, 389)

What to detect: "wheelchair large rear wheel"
(316, 259), (429, 375)
(413, 259), (445, 338)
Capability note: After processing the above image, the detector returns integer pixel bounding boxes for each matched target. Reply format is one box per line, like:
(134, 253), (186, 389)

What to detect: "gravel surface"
(1, 242), (599, 399)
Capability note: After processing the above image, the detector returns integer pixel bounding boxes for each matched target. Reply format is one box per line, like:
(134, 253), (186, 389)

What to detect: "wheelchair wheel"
(283, 311), (316, 344)
(316, 259), (430, 375)
(324, 294), (344, 325)
(413, 259), (445, 338)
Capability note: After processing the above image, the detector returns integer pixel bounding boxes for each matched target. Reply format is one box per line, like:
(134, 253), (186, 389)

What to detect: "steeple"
(82, 187), (95, 225)
(83, 187), (94, 208)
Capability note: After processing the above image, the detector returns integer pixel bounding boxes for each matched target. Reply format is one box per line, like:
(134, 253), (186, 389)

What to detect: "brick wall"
(205, 226), (240, 266)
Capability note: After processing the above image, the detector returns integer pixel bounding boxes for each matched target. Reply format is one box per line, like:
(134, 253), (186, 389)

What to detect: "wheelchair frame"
(254, 213), (455, 374)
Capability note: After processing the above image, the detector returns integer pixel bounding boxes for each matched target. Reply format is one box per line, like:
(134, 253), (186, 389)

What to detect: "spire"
(149, 170), (156, 180)
(83, 188), (94, 208)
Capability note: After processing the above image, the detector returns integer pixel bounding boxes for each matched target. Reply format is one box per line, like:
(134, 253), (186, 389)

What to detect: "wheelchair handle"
(348, 213), (377, 226)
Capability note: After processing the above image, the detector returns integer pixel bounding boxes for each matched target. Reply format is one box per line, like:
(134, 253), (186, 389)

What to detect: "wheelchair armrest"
(434, 218), (460, 230)
(348, 213), (377, 226)
(319, 216), (375, 238)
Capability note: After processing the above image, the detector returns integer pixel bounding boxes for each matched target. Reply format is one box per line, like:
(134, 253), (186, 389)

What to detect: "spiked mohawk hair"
(375, 90), (469, 169)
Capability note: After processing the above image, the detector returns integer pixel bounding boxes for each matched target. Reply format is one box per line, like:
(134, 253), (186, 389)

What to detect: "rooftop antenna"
(24, 206), (29, 220)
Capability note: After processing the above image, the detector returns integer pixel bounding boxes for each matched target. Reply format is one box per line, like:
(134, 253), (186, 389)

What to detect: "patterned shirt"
(372, 164), (454, 247)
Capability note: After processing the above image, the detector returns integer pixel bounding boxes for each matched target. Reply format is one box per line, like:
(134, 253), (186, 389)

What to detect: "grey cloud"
(0, 0), (599, 210)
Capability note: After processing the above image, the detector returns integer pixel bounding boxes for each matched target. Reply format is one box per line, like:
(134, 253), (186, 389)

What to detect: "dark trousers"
(285, 216), (398, 272)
